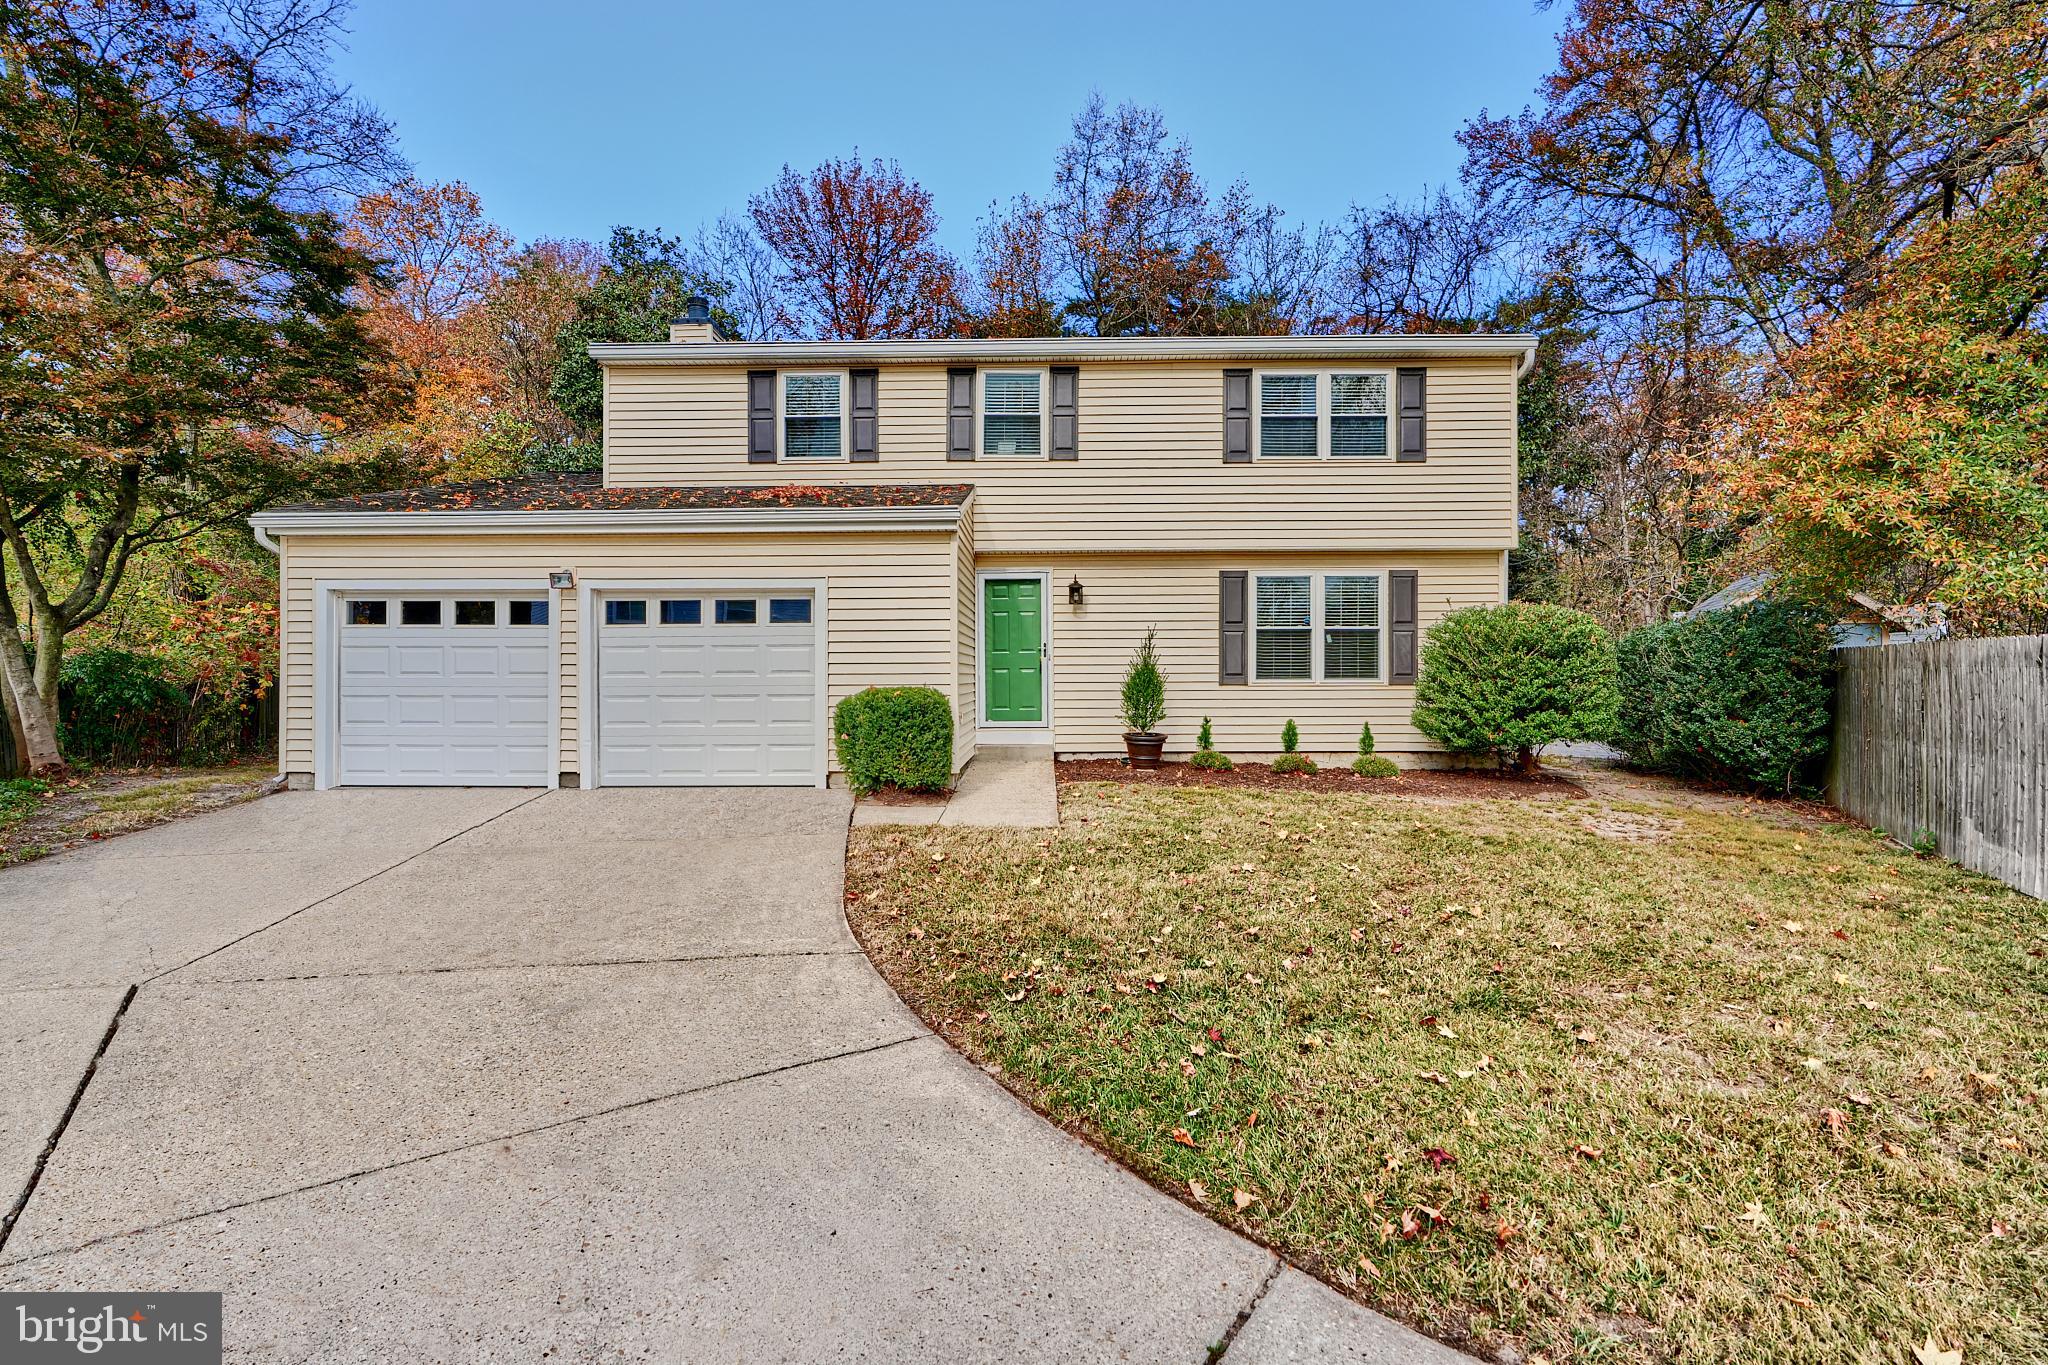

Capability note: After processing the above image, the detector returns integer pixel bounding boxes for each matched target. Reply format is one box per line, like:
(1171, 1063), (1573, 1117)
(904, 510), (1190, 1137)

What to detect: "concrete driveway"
(0, 788), (1461, 1363)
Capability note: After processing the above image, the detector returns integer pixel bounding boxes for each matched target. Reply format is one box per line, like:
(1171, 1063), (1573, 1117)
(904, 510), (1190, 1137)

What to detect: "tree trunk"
(0, 589), (65, 775)
(1515, 745), (1541, 776)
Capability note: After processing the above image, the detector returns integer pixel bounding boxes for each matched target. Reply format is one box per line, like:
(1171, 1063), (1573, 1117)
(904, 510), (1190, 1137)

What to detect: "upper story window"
(980, 370), (1045, 457)
(781, 371), (846, 459)
(1255, 370), (1393, 460)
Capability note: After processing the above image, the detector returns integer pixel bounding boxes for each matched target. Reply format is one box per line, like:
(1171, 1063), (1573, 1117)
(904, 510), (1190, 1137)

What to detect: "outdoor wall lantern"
(1068, 575), (1085, 607)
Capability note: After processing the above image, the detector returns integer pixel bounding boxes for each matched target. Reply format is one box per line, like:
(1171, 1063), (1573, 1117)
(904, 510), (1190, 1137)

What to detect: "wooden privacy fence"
(1829, 635), (2047, 900)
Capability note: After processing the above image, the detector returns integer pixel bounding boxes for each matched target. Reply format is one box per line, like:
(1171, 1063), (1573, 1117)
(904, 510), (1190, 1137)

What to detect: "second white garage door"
(596, 589), (821, 786)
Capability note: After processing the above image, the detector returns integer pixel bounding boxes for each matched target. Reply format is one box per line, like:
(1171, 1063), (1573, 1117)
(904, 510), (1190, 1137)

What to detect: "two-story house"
(251, 308), (1535, 789)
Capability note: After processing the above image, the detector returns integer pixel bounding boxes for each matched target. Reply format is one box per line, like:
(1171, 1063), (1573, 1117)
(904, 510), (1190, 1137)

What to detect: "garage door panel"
(597, 593), (819, 787)
(335, 597), (550, 787)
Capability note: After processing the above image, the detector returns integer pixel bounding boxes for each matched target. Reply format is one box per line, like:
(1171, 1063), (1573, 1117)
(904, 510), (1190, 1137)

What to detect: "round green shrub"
(1351, 754), (1399, 778)
(1411, 604), (1619, 771)
(1271, 753), (1318, 775)
(1614, 600), (1835, 793)
(1188, 749), (1234, 771)
(833, 686), (954, 795)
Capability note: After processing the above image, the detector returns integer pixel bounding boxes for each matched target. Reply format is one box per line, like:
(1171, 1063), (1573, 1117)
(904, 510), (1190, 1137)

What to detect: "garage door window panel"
(768, 598), (811, 624)
(348, 600), (387, 626)
(508, 599), (548, 626)
(606, 599), (648, 625)
(455, 600), (496, 626)
(716, 599), (757, 624)
(401, 600), (442, 626)
(660, 599), (701, 624)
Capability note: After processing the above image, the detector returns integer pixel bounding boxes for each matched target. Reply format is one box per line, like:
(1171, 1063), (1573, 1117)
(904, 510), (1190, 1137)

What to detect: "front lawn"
(846, 778), (2044, 1364)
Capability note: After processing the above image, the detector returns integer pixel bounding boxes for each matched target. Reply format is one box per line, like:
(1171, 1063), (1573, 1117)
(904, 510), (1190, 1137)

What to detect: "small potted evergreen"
(1120, 628), (1168, 768)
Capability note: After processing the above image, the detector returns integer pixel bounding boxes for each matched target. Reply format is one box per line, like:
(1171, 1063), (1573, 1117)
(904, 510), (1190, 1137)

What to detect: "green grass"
(0, 776), (51, 831)
(847, 782), (2045, 1364)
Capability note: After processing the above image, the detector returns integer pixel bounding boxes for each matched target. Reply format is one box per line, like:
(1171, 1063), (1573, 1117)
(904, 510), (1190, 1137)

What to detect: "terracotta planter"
(1123, 732), (1165, 769)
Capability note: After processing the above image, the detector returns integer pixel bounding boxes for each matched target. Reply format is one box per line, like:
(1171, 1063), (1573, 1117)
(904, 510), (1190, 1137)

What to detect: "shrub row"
(59, 646), (272, 766)
(1411, 599), (1835, 791)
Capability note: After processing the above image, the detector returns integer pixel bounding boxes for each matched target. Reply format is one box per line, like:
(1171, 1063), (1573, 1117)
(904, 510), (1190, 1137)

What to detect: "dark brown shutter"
(849, 367), (878, 462)
(1219, 571), (1249, 683)
(1049, 366), (1078, 460)
(1396, 367), (1426, 462)
(747, 370), (777, 463)
(1389, 570), (1419, 683)
(946, 367), (975, 461)
(1223, 369), (1252, 463)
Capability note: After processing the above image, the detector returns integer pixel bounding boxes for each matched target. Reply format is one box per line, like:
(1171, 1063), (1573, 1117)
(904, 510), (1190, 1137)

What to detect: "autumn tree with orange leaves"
(749, 156), (961, 339)
(0, 0), (404, 774)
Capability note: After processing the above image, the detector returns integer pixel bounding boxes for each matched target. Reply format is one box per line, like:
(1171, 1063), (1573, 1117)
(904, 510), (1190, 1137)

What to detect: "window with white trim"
(1255, 370), (1393, 460)
(980, 370), (1044, 456)
(781, 371), (846, 459)
(1252, 573), (1385, 682)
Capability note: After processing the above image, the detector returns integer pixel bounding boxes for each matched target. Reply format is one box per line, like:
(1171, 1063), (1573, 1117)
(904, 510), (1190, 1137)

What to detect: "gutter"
(251, 524), (281, 555)
(589, 333), (1541, 370)
(248, 501), (969, 538)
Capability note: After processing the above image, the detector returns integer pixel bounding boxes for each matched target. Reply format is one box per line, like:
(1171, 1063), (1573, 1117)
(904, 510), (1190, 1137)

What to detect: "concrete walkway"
(1, 787), (1464, 1363)
(852, 744), (1059, 828)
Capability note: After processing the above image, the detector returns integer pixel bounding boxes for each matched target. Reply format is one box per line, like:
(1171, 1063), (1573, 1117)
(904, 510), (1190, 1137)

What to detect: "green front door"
(983, 579), (1044, 724)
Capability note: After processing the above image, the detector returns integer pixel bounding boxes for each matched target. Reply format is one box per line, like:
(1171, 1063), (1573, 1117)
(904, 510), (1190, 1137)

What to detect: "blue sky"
(332, 1), (1564, 258)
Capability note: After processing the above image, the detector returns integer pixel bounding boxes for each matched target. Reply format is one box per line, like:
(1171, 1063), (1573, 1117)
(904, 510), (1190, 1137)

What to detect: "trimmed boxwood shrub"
(833, 686), (953, 794)
(1614, 600), (1834, 793)
(1411, 604), (1619, 771)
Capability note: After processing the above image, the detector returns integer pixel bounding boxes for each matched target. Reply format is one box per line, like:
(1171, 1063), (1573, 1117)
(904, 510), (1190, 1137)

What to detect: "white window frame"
(977, 368), (1049, 459)
(778, 369), (849, 461)
(1252, 369), (1396, 461)
(1250, 571), (1388, 683)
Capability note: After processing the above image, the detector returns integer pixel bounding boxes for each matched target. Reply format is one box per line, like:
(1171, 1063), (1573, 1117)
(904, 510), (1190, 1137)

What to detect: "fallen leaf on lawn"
(1736, 1201), (1770, 1228)
(1003, 989), (1026, 1003)
(1967, 1071), (2004, 1098)
(1187, 1179), (1209, 1203)
(1371, 985), (1391, 996)
(1831, 971), (1853, 986)
(1990, 1219), (2011, 1237)
(1423, 1146), (1457, 1169)
(1819, 1107), (1851, 1138)
(1572, 1028), (1597, 1045)
(1495, 1219), (1519, 1248)
(1190, 1042), (1208, 1057)
(1243, 973), (1263, 986)
(1356, 1255), (1381, 1279)
(1026, 874), (1043, 888)
(1912, 1335), (1963, 1365)
(1207, 1026), (1224, 1042)
(1438, 1022), (1458, 1039)
(1179, 1058), (1197, 1077)
(1847, 1092), (1874, 1107)
(1775, 1292), (1816, 1309)
(1881, 1139), (1908, 1158)
(1170, 1128), (1198, 1148)
(1802, 1057), (1825, 1072)
(1573, 1143), (1603, 1160)
(907, 926), (925, 940)
(1349, 927), (1364, 942)
(1782, 920), (1804, 933)
(1418, 1070), (1451, 1086)
(1233, 1188), (1257, 1211)
(1994, 1135), (2024, 1152)
(931, 852), (946, 863)
(1244, 1110), (1260, 1128)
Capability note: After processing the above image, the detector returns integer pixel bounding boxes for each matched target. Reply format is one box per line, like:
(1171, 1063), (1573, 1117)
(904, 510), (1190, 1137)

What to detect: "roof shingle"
(266, 473), (974, 515)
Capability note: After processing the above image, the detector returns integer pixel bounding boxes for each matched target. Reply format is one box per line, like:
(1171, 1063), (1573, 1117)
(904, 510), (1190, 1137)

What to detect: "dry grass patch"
(0, 765), (273, 865)
(846, 781), (2045, 1364)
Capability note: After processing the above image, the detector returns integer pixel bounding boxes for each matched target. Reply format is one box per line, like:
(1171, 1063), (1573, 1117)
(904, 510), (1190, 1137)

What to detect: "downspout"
(1514, 341), (1538, 380)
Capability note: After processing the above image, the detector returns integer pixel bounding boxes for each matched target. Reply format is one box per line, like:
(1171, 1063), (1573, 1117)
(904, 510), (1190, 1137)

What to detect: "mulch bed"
(1057, 757), (1586, 800)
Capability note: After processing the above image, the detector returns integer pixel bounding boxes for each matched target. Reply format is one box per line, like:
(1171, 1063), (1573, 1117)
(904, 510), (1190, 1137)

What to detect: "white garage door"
(335, 593), (552, 786)
(597, 590), (820, 786)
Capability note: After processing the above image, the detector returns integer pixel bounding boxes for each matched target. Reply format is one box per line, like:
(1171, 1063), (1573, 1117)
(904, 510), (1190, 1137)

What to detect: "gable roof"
(588, 333), (1541, 375)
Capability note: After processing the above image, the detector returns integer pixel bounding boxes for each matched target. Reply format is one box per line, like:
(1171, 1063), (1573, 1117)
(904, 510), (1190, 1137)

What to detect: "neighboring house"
(1684, 573), (1949, 649)
(251, 306), (1537, 789)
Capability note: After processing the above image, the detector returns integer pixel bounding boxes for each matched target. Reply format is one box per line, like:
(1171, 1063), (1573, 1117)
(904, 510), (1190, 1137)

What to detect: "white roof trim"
(589, 333), (1540, 372)
(250, 503), (967, 537)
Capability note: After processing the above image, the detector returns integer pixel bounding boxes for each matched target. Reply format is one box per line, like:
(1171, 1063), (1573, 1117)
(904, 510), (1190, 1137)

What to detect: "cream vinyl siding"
(602, 359), (1516, 552)
(978, 550), (1507, 755)
(953, 508), (978, 765)
(276, 530), (957, 778)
